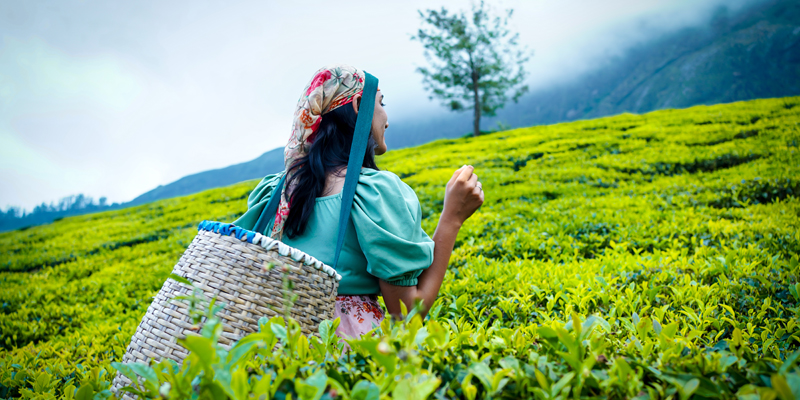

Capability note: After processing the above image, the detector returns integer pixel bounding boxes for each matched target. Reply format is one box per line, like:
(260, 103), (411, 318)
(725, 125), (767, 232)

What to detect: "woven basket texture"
(111, 224), (339, 398)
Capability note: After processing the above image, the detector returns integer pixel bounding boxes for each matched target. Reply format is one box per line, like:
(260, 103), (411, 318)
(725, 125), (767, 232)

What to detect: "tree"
(412, 1), (530, 137)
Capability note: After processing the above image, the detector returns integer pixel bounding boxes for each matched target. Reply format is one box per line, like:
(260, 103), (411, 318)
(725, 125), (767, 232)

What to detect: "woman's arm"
(380, 165), (484, 319)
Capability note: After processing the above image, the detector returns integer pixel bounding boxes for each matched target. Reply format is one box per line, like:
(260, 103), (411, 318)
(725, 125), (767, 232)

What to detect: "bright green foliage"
(1, 97), (800, 399)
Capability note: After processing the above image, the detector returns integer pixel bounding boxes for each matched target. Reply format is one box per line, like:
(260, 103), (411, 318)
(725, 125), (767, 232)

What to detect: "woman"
(233, 64), (483, 339)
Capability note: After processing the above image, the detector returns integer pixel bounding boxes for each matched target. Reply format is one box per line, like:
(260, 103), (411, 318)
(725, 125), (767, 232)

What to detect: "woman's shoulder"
(358, 168), (410, 187)
(246, 171), (284, 207)
(260, 171), (284, 184)
(249, 171), (283, 191)
(357, 169), (415, 196)
(354, 168), (420, 218)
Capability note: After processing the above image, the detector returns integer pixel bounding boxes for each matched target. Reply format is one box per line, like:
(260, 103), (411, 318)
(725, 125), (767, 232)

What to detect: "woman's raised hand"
(380, 164), (483, 319)
(379, 165), (483, 318)
(442, 165), (484, 226)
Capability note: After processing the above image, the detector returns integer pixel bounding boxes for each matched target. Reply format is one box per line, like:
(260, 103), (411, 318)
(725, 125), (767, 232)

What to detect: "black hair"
(283, 102), (379, 239)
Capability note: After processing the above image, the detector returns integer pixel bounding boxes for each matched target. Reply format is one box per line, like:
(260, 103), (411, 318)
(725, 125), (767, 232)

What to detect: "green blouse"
(232, 168), (435, 295)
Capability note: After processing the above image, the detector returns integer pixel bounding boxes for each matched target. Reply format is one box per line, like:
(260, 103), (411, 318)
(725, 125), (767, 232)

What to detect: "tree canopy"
(413, 1), (530, 136)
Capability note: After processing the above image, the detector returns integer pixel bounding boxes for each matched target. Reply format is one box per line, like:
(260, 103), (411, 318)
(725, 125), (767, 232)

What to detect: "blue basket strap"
(253, 171), (287, 236)
(250, 72), (378, 271)
(333, 72), (378, 269)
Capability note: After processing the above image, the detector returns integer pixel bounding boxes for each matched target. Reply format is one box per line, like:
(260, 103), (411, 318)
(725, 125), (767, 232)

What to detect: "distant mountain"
(493, 0), (800, 128)
(127, 147), (285, 206)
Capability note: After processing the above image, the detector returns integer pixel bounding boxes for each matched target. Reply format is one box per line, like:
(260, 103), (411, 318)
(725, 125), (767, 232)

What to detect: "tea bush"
(1, 97), (799, 399)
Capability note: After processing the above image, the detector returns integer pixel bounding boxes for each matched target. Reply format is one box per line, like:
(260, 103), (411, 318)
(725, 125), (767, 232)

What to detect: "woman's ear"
(352, 94), (361, 114)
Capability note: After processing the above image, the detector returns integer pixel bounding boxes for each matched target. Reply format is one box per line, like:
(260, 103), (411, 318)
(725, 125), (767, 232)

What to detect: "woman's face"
(352, 90), (389, 155)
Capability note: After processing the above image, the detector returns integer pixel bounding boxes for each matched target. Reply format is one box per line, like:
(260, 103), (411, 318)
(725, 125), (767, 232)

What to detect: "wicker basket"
(111, 220), (341, 398)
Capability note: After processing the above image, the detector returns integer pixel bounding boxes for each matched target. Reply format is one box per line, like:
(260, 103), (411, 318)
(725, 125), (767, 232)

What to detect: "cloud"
(0, 36), (142, 113)
(0, 0), (769, 210)
(0, 36), (145, 208)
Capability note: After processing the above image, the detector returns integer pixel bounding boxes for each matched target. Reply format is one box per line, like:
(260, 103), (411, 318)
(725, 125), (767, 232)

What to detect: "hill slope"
(0, 148), (285, 233)
(1, 97), (798, 398)
(493, 0), (800, 128)
(126, 147), (285, 206)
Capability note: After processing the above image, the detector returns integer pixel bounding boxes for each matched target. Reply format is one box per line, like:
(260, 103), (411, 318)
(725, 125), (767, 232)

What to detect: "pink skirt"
(333, 295), (385, 340)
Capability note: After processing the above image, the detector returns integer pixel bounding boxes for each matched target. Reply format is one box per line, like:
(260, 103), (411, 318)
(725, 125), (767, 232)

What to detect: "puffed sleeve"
(351, 170), (435, 286)
(231, 172), (284, 230)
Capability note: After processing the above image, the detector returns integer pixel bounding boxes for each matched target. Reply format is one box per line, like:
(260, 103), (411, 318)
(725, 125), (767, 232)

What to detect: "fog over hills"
(2, 0), (798, 232)
(387, 0), (800, 147)
(146, 0), (800, 205)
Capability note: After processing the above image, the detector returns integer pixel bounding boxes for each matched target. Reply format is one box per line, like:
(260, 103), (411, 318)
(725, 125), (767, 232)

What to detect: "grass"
(1, 96), (799, 399)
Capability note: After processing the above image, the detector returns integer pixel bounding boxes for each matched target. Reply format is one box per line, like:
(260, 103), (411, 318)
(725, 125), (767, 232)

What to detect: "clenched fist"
(442, 165), (484, 225)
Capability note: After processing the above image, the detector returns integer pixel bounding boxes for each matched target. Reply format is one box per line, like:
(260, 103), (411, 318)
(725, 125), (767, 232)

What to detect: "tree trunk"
(472, 71), (480, 137)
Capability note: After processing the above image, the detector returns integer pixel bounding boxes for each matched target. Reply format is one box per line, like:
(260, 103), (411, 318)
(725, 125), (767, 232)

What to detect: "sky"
(0, 0), (761, 211)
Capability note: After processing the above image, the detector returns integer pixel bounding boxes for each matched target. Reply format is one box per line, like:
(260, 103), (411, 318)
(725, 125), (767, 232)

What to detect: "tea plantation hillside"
(1, 97), (799, 399)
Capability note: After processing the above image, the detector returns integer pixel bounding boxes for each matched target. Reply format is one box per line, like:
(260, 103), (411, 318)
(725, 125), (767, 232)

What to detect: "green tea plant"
(115, 273), (440, 400)
(1, 96), (799, 399)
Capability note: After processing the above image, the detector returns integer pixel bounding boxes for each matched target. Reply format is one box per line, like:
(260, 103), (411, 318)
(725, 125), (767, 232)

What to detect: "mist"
(0, 0), (770, 211)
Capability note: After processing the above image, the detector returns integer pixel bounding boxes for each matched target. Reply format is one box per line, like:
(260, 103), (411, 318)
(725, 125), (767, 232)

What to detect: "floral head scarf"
(270, 64), (374, 239)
